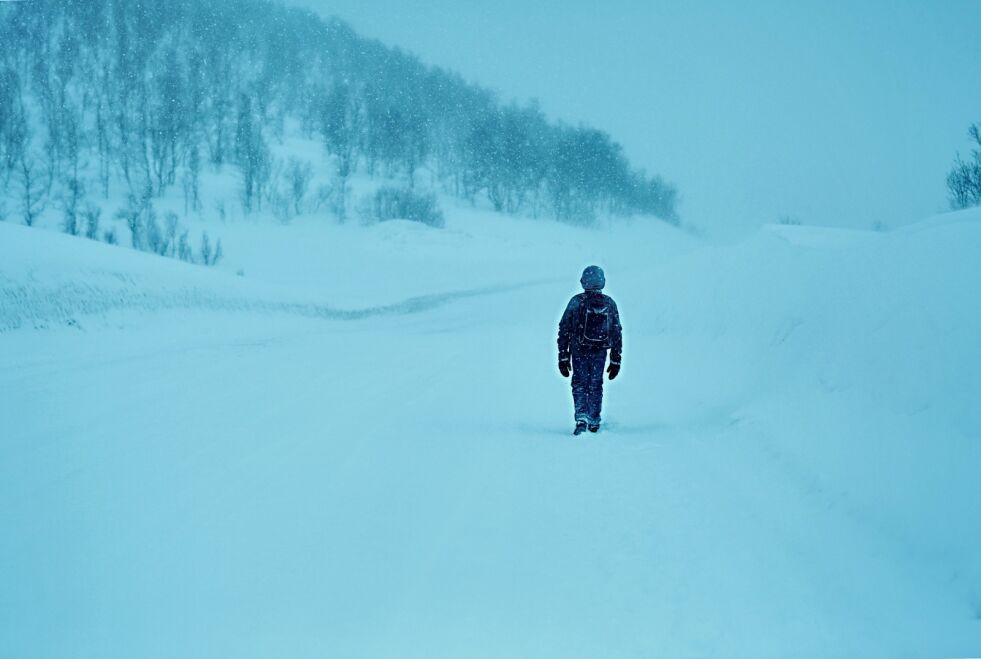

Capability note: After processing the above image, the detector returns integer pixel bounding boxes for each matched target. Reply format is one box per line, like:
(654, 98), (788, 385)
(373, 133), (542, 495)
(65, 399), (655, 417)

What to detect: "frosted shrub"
(18, 155), (46, 227)
(144, 207), (164, 255)
(177, 230), (193, 263)
(83, 205), (101, 240)
(113, 197), (224, 266)
(162, 213), (180, 256)
(199, 232), (223, 266)
(286, 158), (313, 214)
(200, 232), (213, 264)
(116, 205), (142, 251)
(362, 186), (444, 228)
(62, 212), (82, 237)
(143, 208), (181, 257)
(312, 182), (349, 220)
(312, 184), (333, 213)
(60, 177), (84, 236)
(270, 189), (293, 224)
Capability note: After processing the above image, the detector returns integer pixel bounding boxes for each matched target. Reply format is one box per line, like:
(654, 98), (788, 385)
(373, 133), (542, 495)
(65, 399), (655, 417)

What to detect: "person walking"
(557, 265), (623, 435)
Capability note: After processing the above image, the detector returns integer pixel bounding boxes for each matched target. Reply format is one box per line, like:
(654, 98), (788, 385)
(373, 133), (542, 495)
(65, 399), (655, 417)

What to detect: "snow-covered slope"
(1, 208), (979, 658)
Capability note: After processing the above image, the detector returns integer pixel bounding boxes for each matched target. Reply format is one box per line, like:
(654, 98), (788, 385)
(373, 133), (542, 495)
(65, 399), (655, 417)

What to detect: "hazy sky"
(295, 0), (981, 234)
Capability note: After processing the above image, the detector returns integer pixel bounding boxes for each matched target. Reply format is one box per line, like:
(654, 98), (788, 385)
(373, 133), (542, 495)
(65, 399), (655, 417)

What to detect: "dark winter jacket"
(558, 291), (622, 364)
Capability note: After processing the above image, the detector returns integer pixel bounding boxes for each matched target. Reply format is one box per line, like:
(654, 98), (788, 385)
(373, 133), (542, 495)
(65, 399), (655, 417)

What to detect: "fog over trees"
(0, 0), (680, 237)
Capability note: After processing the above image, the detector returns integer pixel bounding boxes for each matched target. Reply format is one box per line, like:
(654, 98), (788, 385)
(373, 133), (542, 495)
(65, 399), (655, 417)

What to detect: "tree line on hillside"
(0, 0), (679, 239)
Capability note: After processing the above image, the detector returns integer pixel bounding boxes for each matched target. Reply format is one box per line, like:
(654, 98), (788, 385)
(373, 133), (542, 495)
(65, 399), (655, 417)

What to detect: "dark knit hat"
(580, 265), (605, 291)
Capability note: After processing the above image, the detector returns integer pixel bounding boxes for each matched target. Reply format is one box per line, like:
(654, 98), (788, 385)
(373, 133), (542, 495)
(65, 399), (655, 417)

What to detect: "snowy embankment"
(1, 208), (979, 658)
(0, 221), (543, 333)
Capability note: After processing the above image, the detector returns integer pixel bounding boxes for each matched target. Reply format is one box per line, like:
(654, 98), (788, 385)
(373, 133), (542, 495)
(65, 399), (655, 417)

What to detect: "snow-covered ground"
(2, 205), (980, 658)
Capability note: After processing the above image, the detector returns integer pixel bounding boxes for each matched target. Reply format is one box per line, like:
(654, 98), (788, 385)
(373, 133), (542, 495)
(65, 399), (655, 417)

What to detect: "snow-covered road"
(2, 212), (979, 657)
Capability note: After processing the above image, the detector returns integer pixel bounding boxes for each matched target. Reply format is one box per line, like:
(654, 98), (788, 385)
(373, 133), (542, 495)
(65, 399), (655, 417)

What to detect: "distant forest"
(0, 0), (679, 231)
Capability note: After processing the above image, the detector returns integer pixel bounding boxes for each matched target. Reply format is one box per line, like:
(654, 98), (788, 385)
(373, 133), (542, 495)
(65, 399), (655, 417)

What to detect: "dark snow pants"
(571, 348), (608, 424)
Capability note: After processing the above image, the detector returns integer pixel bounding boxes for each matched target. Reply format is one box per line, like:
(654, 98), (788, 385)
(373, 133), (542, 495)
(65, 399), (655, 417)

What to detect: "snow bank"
(0, 221), (552, 332)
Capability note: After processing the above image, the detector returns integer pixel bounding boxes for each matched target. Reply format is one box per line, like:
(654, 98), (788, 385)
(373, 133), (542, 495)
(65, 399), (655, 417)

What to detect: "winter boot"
(588, 423), (600, 433)
(573, 421), (588, 435)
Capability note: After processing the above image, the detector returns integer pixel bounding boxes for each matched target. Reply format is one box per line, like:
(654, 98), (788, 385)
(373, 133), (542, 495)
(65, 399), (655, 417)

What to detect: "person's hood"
(580, 265), (605, 291)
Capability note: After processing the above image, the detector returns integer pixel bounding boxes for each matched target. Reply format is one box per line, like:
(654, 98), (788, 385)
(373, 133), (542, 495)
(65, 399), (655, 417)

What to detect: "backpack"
(580, 296), (613, 347)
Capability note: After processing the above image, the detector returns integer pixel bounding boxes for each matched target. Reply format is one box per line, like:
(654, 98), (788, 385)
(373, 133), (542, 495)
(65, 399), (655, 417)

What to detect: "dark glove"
(559, 358), (570, 378)
(607, 362), (620, 380)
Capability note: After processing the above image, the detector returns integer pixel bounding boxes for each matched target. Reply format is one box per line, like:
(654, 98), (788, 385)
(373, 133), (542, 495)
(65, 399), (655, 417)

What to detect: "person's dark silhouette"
(557, 266), (622, 434)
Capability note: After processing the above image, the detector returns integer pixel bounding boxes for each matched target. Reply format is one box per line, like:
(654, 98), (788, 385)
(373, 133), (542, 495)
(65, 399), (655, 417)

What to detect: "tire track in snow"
(0, 273), (557, 332)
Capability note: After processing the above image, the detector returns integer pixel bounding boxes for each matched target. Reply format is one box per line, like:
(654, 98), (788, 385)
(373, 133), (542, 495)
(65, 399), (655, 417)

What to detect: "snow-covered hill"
(1, 207), (980, 658)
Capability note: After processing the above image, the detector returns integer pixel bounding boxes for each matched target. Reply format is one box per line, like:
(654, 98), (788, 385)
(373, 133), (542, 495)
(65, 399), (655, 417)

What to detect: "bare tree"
(286, 157), (313, 214)
(320, 82), (359, 219)
(60, 114), (84, 235)
(18, 154), (46, 227)
(235, 94), (271, 213)
(83, 204), (101, 239)
(199, 231), (223, 266)
(947, 124), (981, 210)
